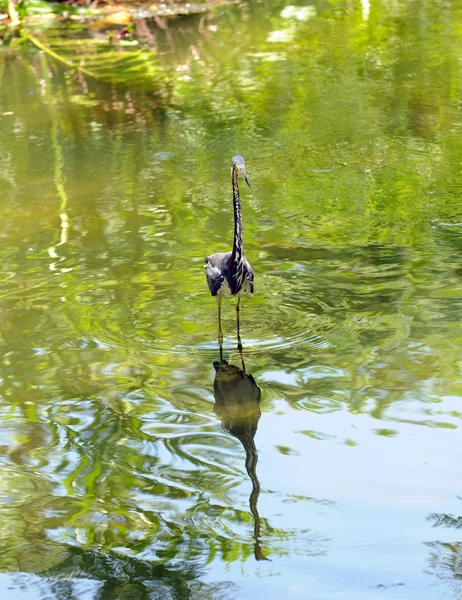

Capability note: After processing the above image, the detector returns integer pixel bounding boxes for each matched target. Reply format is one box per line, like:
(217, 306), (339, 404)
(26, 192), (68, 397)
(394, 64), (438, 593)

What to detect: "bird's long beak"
(241, 167), (251, 189)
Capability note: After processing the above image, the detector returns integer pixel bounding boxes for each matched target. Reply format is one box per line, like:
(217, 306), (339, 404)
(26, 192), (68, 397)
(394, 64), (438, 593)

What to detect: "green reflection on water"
(1, 0), (462, 598)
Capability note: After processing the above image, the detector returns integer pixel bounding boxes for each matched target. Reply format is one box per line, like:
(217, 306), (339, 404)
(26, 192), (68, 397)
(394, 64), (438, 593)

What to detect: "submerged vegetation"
(0, 0), (215, 96)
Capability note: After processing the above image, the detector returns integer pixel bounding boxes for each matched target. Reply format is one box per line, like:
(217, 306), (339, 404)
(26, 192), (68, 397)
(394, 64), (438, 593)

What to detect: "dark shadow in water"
(212, 355), (268, 561)
(42, 548), (235, 600)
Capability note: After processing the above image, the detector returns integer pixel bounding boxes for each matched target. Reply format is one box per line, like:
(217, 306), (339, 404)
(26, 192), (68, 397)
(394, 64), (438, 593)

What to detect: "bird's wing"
(205, 255), (226, 296)
(243, 259), (255, 293)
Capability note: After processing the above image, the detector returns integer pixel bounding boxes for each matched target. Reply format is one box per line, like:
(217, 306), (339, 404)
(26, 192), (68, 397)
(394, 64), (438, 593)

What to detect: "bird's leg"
(236, 296), (246, 371)
(217, 297), (223, 361)
(236, 296), (242, 350)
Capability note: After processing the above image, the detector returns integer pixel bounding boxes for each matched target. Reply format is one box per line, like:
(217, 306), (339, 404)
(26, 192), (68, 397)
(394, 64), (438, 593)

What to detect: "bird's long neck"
(230, 166), (243, 271)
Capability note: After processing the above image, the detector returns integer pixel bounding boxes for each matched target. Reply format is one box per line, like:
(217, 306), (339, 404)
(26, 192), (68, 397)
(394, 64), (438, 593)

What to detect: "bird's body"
(205, 251), (254, 298)
(205, 155), (254, 355)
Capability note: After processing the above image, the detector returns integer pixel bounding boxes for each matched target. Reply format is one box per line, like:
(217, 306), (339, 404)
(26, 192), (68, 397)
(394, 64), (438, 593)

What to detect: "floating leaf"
(104, 10), (132, 25)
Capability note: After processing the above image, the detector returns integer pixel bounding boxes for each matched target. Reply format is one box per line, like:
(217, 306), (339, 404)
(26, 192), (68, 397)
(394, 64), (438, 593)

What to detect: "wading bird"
(213, 359), (267, 561)
(205, 156), (254, 356)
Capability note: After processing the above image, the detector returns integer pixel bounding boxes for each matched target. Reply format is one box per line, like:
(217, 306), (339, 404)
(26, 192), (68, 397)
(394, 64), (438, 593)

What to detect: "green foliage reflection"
(0, 0), (462, 597)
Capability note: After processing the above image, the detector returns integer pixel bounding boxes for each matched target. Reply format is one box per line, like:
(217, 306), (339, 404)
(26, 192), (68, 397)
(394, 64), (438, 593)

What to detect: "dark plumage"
(205, 252), (254, 297)
(205, 155), (254, 354)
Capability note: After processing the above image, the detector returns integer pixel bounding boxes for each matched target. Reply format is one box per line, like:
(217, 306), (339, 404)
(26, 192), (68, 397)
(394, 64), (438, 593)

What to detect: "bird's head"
(232, 155), (251, 188)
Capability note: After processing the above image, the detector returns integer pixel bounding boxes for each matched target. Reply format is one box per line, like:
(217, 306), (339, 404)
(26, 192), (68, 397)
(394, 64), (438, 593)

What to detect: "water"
(1, 1), (462, 598)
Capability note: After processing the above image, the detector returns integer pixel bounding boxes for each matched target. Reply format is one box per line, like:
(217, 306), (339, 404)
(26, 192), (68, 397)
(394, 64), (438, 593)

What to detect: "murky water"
(1, 1), (462, 598)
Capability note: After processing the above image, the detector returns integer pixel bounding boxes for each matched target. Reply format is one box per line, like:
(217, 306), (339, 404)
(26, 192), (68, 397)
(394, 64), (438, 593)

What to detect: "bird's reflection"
(213, 355), (268, 561)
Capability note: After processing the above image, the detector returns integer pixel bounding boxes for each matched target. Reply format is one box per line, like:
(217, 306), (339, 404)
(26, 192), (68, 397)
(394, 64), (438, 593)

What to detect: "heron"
(205, 155), (254, 357)
(213, 359), (267, 561)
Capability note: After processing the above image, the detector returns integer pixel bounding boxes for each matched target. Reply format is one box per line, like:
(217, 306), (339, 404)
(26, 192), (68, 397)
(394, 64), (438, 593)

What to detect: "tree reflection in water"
(426, 508), (462, 583)
(43, 547), (237, 600)
(213, 356), (268, 561)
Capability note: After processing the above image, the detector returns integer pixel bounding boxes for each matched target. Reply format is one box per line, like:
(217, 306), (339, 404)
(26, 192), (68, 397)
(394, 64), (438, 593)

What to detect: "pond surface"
(1, 1), (462, 598)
